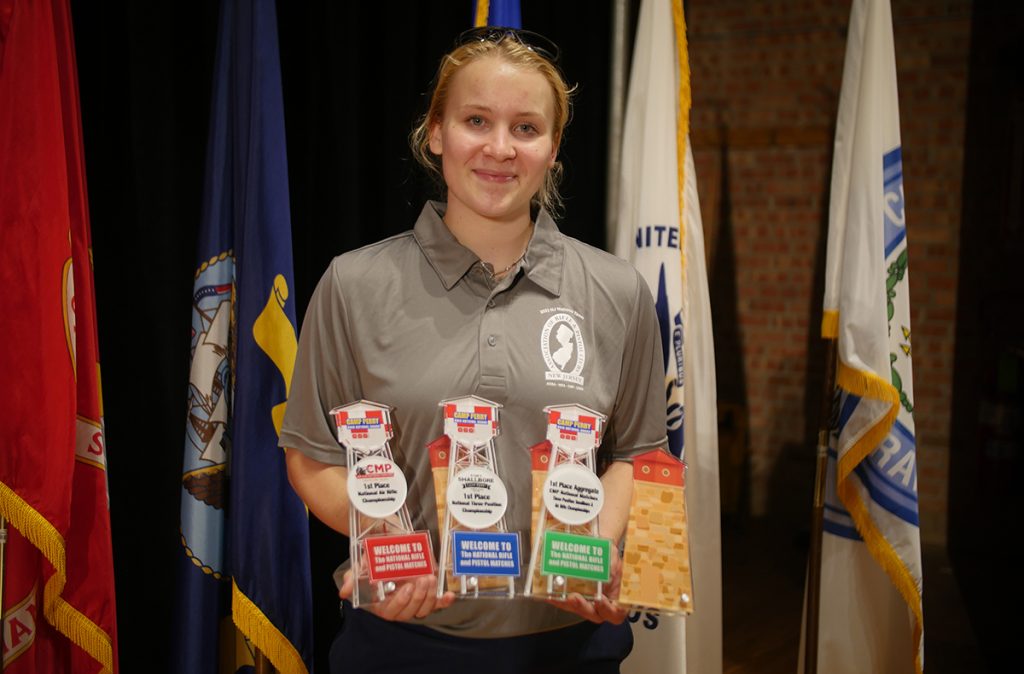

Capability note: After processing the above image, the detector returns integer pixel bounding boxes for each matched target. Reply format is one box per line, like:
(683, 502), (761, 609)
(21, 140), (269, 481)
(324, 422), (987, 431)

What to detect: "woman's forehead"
(445, 57), (555, 116)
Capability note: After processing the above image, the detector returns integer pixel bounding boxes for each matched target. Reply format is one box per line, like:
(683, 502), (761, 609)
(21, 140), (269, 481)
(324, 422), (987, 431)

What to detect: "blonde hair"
(410, 36), (574, 215)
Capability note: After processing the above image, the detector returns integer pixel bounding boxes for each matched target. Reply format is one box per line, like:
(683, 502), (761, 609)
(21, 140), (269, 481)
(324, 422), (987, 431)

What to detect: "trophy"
(332, 400), (435, 608)
(434, 396), (520, 598)
(619, 449), (693, 614)
(525, 404), (611, 600)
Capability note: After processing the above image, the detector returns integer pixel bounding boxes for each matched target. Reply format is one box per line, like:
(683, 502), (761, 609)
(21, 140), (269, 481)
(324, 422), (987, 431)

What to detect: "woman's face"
(429, 56), (558, 224)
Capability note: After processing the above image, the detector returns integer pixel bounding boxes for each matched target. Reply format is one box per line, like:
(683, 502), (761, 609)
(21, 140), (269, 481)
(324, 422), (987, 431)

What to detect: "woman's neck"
(443, 203), (534, 273)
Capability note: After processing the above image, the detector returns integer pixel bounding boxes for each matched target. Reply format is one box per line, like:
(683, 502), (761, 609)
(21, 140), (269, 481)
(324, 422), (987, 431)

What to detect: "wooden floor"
(721, 517), (986, 673)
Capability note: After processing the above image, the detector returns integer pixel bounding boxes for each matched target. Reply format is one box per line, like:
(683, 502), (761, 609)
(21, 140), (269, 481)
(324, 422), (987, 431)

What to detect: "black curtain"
(71, 2), (614, 671)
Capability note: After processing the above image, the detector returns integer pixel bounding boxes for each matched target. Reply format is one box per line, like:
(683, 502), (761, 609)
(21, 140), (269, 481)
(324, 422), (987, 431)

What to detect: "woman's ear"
(548, 135), (559, 167)
(429, 121), (443, 156)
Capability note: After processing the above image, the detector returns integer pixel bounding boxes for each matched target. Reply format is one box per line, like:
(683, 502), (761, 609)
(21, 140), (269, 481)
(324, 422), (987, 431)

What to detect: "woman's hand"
(548, 545), (629, 624)
(339, 571), (456, 622)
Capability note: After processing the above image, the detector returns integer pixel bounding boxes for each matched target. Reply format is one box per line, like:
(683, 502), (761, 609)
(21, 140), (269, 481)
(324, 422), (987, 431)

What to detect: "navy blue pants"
(329, 602), (633, 674)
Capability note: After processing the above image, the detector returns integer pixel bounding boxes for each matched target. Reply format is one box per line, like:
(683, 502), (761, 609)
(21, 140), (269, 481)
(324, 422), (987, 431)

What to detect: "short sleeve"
(279, 259), (362, 466)
(606, 271), (669, 461)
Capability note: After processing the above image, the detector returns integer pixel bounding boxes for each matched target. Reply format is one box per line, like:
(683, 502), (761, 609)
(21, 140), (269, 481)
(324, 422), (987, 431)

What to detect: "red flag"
(0, 0), (119, 671)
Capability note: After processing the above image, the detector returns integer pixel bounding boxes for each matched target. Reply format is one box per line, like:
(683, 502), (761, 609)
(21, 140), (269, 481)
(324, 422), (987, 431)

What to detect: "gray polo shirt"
(280, 201), (667, 638)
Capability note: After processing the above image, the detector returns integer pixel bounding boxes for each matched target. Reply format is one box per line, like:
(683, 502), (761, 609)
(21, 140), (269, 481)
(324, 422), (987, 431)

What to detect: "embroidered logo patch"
(540, 312), (585, 387)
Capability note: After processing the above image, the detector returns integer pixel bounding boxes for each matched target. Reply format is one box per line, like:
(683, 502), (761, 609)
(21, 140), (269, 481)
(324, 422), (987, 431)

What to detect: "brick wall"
(686, 0), (970, 545)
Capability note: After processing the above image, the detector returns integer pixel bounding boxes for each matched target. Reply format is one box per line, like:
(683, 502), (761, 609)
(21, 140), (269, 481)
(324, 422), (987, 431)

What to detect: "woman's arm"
(285, 448), (351, 535)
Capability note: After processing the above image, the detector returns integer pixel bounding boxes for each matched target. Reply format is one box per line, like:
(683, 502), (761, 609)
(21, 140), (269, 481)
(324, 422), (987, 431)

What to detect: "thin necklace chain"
(490, 248), (527, 279)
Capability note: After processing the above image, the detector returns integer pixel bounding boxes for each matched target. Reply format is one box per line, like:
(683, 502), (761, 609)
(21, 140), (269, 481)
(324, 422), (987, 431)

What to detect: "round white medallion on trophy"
(446, 465), (508, 529)
(542, 463), (605, 525)
(346, 456), (408, 518)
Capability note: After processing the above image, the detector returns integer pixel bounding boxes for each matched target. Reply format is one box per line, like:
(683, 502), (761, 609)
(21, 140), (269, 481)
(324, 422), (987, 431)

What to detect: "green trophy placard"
(540, 531), (611, 583)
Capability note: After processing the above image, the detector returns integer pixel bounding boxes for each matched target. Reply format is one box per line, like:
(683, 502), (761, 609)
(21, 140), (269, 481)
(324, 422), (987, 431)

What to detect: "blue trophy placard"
(452, 531), (521, 577)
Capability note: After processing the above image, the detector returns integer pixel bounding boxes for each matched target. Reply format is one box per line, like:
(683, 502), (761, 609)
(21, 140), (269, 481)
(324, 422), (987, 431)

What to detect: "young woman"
(281, 28), (668, 673)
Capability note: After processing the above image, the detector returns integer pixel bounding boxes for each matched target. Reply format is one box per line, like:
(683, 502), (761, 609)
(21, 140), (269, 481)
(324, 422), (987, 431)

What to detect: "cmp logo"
(541, 312), (586, 387)
(355, 462), (395, 480)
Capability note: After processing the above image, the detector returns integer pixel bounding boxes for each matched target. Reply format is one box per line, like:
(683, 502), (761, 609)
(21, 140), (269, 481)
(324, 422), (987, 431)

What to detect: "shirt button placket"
(478, 293), (507, 397)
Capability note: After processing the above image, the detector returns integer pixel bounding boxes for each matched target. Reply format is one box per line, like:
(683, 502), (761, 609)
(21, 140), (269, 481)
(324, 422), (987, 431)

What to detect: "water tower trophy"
(525, 404), (611, 600)
(434, 395), (521, 599)
(332, 400), (435, 608)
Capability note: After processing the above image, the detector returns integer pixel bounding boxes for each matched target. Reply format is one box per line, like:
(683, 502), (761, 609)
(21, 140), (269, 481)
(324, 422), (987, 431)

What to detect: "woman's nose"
(483, 130), (516, 160)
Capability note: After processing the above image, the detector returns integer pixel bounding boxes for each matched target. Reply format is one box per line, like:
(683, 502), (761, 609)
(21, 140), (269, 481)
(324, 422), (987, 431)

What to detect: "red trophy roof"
(529, 440), (553, 472)
(632, 449), (685, 486)
(426, 434), (450, 468)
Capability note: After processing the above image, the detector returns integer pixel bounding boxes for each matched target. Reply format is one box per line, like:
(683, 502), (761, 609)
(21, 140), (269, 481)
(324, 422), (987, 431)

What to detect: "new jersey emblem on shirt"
(540, 309), (586, 389)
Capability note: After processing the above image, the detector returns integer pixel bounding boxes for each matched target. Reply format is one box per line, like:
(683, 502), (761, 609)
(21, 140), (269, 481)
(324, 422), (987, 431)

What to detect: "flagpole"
(605, 0), (630, 247)
(0, 516), (7, 664)
(803, 337), (837, 674)
(254, 651), (272, 673)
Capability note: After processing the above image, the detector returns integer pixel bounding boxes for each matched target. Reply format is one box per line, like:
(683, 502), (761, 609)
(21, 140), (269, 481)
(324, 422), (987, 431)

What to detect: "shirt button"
(487, 335), (497, 347)
(487, 299), (496, 309)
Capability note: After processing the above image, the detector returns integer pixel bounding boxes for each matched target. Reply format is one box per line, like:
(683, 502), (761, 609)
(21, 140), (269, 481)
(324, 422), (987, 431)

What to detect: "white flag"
(805, 0), (924, 672)
(614, 0), (722, 672)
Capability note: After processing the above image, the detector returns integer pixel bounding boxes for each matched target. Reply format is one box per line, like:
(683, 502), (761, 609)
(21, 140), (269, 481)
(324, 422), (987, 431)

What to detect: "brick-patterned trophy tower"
(435, 396), (520, 598)
(427, 435), (451, 535)
(619, 449), (694, 614)
(332, 400), (434, 608)
(525, 404), (610, 600)
(429, 434), (506, 592)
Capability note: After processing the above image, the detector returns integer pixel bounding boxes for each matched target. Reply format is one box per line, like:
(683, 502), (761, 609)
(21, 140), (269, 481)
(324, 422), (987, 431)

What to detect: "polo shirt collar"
(523, 208), (563, 296)
(413, 202), (479, 290)
(413, 201), (564, 296)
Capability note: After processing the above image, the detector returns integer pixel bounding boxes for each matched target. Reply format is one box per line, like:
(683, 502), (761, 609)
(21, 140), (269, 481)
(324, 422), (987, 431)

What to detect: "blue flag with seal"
(176, 0), (313, 672)
(804, 0), (924, 672)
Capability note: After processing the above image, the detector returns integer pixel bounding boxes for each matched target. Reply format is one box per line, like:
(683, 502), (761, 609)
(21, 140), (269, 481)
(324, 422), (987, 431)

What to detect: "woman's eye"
(515, 123), (537, 135)
(467, 116), (485, 127)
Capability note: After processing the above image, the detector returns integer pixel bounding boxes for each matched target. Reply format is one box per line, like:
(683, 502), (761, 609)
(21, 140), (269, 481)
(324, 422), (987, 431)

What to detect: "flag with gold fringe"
(1, 0), (118, 671)
(805, 0), (924, 671)
(175, 0), (312, 671)
(614, 0), (722, 672)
